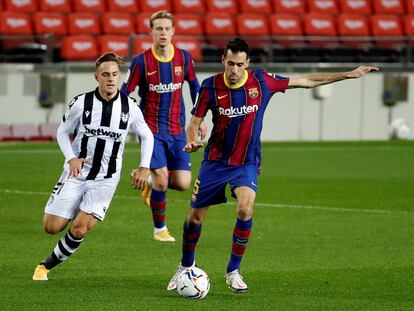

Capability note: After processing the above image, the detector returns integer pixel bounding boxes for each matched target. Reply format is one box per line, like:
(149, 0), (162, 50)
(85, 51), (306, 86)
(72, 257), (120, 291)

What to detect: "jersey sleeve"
(262, 71), (290, 93)
(120, 56), (141, 96)
(129, 100), (154, 169)
(191, 83), (210, 118)
(183, 50), (200, 104)
(57, 95), (83, 162)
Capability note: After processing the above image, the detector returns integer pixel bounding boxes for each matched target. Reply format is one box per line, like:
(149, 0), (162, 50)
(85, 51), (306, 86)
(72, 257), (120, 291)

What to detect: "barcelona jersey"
(121, 45), (199, 136)
(192, 68), (289, 168)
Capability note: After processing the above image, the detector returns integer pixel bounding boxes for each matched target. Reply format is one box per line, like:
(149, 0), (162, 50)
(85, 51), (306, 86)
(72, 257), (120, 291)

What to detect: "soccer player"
(121, 10), (206, 242)
(32, 52), (154, 281)
(167, 38), (379, 292)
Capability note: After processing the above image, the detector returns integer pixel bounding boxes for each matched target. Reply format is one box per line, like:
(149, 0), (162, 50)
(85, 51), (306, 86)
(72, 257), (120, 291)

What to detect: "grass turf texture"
(0, 141), (413, 310)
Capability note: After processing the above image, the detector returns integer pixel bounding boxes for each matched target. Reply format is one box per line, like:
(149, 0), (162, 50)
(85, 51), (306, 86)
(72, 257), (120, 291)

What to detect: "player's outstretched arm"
(184, 116), (204, 153)
(288, 66), (379, 89)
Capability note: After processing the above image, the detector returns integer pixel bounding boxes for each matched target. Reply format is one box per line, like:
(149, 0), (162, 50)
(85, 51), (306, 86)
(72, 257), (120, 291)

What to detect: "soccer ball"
(389, 118), (411, 140)
(176, 267), (210, 299)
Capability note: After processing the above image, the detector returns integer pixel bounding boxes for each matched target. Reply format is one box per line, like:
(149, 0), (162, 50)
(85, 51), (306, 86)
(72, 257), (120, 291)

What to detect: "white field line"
(0, 145), (413, 155)
(1, 188), (412, 216)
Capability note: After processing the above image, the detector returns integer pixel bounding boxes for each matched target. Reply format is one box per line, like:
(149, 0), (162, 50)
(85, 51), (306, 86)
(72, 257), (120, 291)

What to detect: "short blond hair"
(149, 10), (174, 29)
(95, 52), (123, 71)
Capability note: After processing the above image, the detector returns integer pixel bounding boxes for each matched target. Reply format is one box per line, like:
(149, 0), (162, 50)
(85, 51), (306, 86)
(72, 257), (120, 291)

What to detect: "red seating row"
(1, 0), (413, 15)
(1, 11), (413, 38)
(60, 35), (202, 61)
(0, 123), (59, 141)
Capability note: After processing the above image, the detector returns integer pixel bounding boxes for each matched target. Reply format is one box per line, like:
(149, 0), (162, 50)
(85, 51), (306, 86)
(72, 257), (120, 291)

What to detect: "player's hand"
(199, 121), (208, 140)
(349, 66), (379, 78)
(68, 157), (87, 178)
(130, 167), (150, 190)
(183, 141), (203, 153)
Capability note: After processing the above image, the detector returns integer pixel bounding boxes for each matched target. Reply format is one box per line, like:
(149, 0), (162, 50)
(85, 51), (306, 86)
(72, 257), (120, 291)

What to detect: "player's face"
(95, 61), (121, 100)
(222, 50), (250, 86)
(150, 18), (174, 48)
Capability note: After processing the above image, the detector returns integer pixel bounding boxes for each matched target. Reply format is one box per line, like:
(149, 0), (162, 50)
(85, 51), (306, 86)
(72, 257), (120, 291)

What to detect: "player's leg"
(168, 170), (191, 191)
(225, 186), (255, 292)
(150, 167), (175, 241)
(167, 206), (208, 291)
(226, 165), (258, 292)
(168, 161), (229, 291)
(35, 211), (97, 279)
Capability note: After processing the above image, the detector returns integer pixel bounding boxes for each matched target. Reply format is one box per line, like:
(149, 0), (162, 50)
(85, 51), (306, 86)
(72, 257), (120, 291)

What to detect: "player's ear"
(221, 55), (225, 65)
(94, 73), (98, 81)
(246, 57), (250, 68)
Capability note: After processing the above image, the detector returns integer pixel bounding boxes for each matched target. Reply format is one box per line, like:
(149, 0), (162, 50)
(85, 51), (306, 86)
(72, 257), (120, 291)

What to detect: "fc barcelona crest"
(121, 112), (130, 123)
(248, 87), (258, 98)
(174, 66), (182, 76)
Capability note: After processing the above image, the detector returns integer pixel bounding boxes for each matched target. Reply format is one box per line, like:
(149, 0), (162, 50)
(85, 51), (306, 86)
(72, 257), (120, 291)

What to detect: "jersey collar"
(151, 44), (174, 63)
(223, 70), (249, 89)
(95, 87), (120, 103)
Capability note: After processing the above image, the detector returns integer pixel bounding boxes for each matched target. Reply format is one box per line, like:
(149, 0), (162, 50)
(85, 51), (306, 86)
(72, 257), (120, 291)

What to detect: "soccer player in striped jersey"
(167, 38), (379, 292)
(121, 10), (206, 242)
(32, 52), (154, 281)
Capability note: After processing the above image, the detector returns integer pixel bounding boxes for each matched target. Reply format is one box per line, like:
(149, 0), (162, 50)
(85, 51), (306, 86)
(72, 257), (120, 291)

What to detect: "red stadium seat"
(173, 36), (202, 61)
(68, 12), (100, 35)
(372, 0), (404, 14)
(107, 0), (139, 13)
(174, 0), (205, 14)
(237, 13), (269, 36)
(370, 14), (404, 49)
(33, 12), (67, 35)
(240, 0), (272, 14)
(337, 14), (372, 48)
(404, 15), (414, 35)
(307, 0), (339, 15)
(174, 13), (203, 35)
(205, 0), (238, 13)
(408, 0), (414, 14)
(303, 13), (339, 48)
(273, 0), (305, 14)
(4, 0), (37, 12)
(61, 35), (98, 60)
(99, 35), (130, 56)
(0, 12), (32, 34)
(269, 13), (306, 48)
(139, 0), (171, 13)
(338, 0), (371, 14)
(0, 12), (35, 51)
(133, 37), (153, 55)
(73, 0), (106, 13)
(135, 12), (152, 34)
(205, 13), (235, 35)
(39, 123), (59, 141)
(101, 12), (134, 35)
(205, 12), (235, 48)
(38, 0), (71, 13)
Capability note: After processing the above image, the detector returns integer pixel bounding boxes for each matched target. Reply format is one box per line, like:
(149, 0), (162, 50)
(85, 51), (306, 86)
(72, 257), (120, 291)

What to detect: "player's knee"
(69, 225), (88, 239)
(170, 179), (191, 191)
(43, 223), (65, 235)
(237, 204), (254, 220)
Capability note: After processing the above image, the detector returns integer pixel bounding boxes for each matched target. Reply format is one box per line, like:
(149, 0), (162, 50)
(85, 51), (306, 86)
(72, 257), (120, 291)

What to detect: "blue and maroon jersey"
(121, 45), (199, 136)
(192, 68), (289, 167)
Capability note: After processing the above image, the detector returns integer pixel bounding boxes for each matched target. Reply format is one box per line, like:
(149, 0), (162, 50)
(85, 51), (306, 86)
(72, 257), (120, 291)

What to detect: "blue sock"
(227, 218), (252, 273)
(181, 220), (202, 267)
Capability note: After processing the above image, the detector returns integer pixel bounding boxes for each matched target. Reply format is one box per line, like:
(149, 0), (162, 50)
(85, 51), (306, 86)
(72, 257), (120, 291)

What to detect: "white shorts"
(44, 171), (119, 221)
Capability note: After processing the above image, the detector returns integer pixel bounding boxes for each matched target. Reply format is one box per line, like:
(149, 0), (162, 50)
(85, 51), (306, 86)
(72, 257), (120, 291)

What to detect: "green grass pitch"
(0, 141), (413, 310)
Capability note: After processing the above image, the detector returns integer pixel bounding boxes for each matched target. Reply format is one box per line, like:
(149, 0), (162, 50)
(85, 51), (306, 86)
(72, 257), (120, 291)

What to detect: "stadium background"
(0, 1), (413, 310)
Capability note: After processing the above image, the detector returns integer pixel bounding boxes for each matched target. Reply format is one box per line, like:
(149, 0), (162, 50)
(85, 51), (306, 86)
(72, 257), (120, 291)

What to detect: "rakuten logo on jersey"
(219, 105), (258, 118)
(149, 82), (182, 93)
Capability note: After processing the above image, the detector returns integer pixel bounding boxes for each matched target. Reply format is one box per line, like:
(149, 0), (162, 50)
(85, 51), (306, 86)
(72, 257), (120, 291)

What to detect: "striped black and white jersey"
(57, 88), (153, 181)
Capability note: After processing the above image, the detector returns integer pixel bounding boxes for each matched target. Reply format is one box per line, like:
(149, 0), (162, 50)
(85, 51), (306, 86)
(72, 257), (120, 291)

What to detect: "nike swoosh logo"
(218, 94), (228, 100)
(148, 71), (157, 76)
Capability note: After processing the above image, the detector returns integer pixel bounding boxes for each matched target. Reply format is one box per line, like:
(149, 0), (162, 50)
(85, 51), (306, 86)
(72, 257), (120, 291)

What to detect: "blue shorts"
(150, 134), (191, 171)
(190, 160), (258, 208)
